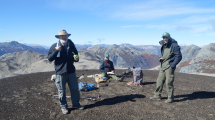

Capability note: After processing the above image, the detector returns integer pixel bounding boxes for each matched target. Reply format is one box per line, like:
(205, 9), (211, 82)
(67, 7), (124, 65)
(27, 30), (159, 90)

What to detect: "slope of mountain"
(179, 45), (201, 63)
(86, 45), (108, 59)
(87, 44), (160, 69)
(75, 44), (92, 50)
(0, 41), (48, 56)
(180, 44), (188, 50)
(136, 45), (162, 57)
(23, 43), (50, 49)
(176, 43), (215, 73)
(0, 51), (45, 78)
(121, 43), (187, 57)
(0, 50), (103, 79)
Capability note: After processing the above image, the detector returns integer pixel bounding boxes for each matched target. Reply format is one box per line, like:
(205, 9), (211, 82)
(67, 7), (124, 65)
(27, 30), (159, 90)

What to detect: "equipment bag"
(79, 82), (95, 91)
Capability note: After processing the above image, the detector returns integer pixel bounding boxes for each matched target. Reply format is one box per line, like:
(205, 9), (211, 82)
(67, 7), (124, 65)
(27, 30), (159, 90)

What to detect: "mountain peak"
(10, 41), (19, 43)
(109, 44), (119, 47)
(0, 41), (48, 56)
(9, 41), (20, 45)
(209, 43), (215, 46)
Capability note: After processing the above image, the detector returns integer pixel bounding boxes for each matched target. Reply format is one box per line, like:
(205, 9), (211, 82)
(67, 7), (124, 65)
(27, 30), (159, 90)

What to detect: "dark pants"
(55, 73), (81, 109)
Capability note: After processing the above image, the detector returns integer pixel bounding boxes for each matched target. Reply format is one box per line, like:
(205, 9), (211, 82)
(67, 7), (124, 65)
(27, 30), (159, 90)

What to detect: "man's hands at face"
(55, 46), (62, 52)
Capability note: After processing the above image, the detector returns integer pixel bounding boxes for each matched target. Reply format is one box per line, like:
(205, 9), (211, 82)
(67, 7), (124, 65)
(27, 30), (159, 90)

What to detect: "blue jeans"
(55, 72), (81, 109)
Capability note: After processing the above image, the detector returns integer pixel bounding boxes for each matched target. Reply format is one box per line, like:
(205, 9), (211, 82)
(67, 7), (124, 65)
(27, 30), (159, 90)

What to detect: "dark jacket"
(48, 39), (78, 75)
(99, 60), (115, 73)
(159, 38), (182, 69)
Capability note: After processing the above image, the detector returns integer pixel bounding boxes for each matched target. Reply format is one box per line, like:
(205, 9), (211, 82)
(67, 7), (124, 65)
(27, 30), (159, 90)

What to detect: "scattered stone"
(79, 74), (85, 80)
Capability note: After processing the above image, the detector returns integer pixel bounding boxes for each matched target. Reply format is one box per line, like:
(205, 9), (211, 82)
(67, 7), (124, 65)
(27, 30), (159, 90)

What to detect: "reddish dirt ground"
(1, 70), (215, 120)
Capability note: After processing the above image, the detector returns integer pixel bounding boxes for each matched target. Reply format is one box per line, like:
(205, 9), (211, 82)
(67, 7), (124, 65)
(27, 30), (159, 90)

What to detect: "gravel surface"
(0, 70), (215, 120)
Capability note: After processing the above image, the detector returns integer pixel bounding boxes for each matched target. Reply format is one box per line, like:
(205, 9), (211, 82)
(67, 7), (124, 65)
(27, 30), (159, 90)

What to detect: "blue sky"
(0, 0), (215, 47)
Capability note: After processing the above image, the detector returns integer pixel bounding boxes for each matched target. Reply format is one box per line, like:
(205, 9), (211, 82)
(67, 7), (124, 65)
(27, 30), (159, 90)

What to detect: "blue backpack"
(79, 82), (95, 91)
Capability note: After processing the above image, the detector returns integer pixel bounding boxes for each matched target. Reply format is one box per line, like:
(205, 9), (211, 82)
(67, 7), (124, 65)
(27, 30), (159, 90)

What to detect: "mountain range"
(176, 43), (215, 74)
(0, 41), (163, 79)
(86, 44), (160, 69)
(1, 40), (215, 79)
(0, 50), (104, 79)
(1, 41), (188, 57)
(0, 41), (161, 69)
(0, 41), (48, 56)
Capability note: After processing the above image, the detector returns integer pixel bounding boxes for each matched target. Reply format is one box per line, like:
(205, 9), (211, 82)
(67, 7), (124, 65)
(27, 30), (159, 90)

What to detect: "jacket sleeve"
(99, 61), (104, 72)
(171, 45), (182, 68)
(70, 41), (78, 55)
(70, 40), (79, 62)
(48, 44), (59, 62)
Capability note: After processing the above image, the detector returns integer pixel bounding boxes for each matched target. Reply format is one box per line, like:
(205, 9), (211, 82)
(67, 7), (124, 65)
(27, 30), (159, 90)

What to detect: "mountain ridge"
(176, 43), (215, 73)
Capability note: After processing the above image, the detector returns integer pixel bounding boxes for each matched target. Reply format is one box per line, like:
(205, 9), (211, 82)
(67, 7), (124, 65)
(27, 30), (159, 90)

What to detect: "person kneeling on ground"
(48, 30), (84, 114)
(99, 54), (123, 81)
(127, 67), (143, 87)
(150, 32), (182, 104)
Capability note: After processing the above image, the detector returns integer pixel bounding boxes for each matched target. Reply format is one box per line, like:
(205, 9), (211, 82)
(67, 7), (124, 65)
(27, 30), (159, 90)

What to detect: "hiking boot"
(149, 96), (161, 101)
(164, 99), (173, 104)
(61, 108), (68, 114)
(72, 105), (85, 110)
(117, 77), (124, 82)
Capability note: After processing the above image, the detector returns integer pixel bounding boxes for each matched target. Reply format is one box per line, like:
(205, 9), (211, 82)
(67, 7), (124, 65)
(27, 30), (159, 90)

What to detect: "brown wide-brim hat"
(55, 30), (71, 38)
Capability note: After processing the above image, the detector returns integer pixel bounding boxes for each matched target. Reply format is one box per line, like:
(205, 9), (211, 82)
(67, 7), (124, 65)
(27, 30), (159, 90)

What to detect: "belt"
(61, 72), (68, 75)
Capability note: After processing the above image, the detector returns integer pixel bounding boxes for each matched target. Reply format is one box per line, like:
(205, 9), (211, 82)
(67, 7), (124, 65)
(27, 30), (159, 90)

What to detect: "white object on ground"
(107, 72), (114, 74)
(87, 75), (95, 78)
(51, 74), (56, 81)
(78, 75), (85, 80)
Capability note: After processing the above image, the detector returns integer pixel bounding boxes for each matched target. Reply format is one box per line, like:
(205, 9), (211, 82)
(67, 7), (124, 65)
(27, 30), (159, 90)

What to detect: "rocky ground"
(1, 70), (215, 120)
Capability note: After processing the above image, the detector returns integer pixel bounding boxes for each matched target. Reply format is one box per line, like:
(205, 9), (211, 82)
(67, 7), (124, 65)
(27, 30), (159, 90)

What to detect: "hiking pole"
(81, 95), (100, 99)
(49, 94), (99, 101)
(80, 95), (100, 101)
(80, 97), (96, 101)
(52, 95), (96, 101)
(49, 94), (71, 98)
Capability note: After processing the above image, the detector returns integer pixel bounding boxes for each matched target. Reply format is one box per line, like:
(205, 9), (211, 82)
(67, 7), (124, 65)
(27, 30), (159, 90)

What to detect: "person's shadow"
(68, 94), (145, 112)
(142, 82), (156, 85)
(173, 91), (215, 102)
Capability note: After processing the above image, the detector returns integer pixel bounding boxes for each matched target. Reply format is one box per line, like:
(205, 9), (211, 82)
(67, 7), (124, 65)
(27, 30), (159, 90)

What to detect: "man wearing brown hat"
(48, 30), (84, 114)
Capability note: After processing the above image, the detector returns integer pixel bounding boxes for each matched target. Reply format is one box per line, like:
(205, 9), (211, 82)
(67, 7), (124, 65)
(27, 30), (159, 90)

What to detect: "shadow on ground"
(74, 94), (145, 110)
(142, 82), (156, 85)
(173, 91), (215, 102)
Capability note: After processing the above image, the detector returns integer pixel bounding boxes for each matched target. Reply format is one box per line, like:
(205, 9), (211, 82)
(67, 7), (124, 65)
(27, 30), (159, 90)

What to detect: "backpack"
(78, 82), (95, 91)
(127, 67), (143, 86)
